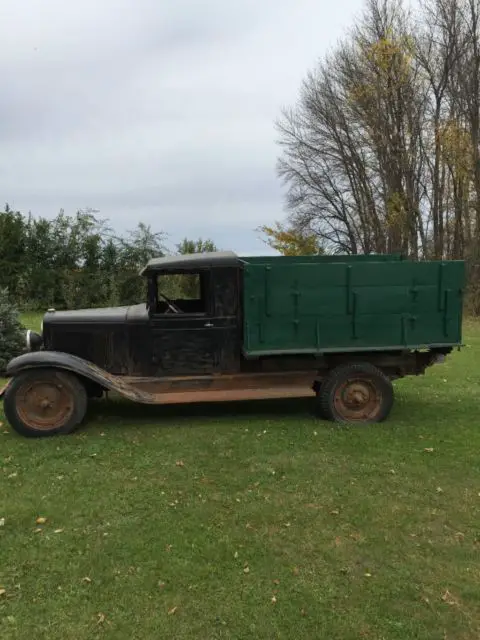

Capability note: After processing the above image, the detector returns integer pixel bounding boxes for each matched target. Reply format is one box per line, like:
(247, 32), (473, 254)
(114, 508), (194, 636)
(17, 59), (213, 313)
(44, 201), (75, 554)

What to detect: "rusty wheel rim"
(16, 379), (74, 431)
(334, 377), (381, 422)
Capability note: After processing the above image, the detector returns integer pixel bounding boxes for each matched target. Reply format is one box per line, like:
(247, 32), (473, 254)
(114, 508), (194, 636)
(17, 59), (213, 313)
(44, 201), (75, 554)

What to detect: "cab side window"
(156, 271), (208, 314)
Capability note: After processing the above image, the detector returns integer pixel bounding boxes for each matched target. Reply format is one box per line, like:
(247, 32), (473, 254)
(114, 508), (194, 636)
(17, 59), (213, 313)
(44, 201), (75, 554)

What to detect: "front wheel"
(3, 369), (88, 438)
(318, 363), (394, 424)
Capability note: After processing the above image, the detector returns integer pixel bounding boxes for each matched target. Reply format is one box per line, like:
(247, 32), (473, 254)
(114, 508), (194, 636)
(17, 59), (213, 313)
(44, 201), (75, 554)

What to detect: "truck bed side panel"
(242, 259), (465, 355)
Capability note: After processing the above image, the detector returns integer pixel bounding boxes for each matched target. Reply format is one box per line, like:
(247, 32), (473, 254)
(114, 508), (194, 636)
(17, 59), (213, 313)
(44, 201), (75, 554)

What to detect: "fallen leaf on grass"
(167, 606), (178, 615)
(273, 579), (280, 585)
(330, 509), (340, 515)
(0, 588), (6, 597)
(175, 461), (185, 467)
(271, 595), (277, 604)
(243, 566), (250, 574)
(82, 577), (92, 583)
(334, 536), (341, 547)
(54, 529), (64, 534)
(423, 448), (434, 453)
(97, 612), (106, 624)
(0, 517), (5, 527)
(35, 517), (47, 525)
(34, 528), (43, 534)
(441, 590), (458, 606)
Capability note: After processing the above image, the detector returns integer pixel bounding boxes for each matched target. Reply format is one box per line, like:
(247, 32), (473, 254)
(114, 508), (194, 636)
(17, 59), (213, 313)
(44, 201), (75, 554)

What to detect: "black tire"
(319, 363), (394, 424)
(312, 380), (330, 420)
(3, 368), (88, 438)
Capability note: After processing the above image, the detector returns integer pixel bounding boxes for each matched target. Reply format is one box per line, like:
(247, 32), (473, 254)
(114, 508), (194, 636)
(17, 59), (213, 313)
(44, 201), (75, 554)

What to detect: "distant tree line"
(266, 0), (480, 312)
(0, 205), (217, 311)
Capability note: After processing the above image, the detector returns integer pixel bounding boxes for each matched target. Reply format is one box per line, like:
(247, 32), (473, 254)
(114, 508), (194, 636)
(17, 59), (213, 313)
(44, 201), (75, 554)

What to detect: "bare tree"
(276, 0), (428, 256)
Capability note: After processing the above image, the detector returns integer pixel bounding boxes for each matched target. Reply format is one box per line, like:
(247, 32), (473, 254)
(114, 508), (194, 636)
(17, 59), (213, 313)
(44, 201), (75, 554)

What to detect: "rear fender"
(5, 351), (151, 403)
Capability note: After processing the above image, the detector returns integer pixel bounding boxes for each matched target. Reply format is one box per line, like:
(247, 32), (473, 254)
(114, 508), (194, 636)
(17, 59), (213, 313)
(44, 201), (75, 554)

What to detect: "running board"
(105, 371), (316, 405)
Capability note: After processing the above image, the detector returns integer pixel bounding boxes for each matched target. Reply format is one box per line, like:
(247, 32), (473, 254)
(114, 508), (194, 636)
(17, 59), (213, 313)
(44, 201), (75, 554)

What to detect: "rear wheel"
(3, 369), (87, 438)
(319, 363), (394, 424)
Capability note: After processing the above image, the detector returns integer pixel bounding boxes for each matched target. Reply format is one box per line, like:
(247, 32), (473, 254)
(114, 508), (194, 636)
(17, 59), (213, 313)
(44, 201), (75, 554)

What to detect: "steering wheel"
(159, 292), (182, 314)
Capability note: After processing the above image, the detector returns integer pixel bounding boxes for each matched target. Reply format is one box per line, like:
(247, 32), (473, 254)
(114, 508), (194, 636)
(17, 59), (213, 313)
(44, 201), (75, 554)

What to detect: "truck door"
(150, 269), (238, 376)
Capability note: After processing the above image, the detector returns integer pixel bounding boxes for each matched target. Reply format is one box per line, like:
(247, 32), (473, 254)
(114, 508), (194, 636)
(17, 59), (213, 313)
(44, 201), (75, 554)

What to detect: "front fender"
(5, 351), (151, 403)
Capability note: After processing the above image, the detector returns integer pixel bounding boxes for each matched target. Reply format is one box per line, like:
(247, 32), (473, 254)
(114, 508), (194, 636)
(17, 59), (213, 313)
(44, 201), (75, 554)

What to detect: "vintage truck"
(0, 251), (465, 437)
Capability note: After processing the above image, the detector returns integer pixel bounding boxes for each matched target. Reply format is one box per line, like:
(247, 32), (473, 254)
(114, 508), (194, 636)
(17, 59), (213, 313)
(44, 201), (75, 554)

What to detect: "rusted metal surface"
(142, 386), (315, 405)
(16, 378), (74, 431)
(127, 370), (315, 392)
(96, 369), (316, 405)
(333, 378), (382, 422)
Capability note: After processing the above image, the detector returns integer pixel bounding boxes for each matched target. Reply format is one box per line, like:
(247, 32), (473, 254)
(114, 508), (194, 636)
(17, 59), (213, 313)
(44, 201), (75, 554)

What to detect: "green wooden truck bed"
(242, 254), (465, 356)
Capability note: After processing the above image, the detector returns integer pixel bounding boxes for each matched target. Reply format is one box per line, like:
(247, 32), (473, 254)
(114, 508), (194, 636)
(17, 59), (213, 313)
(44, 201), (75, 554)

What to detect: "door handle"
(204, 322), (214, 327)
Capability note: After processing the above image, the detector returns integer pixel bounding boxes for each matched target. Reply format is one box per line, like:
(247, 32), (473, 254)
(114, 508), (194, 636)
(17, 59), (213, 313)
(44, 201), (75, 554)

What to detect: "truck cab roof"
(140, 251), (241, 275)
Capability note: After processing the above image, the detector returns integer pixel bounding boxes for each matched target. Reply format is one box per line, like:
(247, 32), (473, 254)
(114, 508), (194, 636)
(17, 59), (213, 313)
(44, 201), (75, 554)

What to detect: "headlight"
(26, 330), (43, 352)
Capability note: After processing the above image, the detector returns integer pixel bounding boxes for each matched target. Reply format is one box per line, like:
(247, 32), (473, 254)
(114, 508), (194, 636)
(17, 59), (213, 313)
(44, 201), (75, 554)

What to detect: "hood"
(44, 303), (148, 325)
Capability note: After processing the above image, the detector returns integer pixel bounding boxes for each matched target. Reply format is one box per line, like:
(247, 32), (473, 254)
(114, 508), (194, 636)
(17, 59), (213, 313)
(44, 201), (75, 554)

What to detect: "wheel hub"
(334, 378), (381, 421)
(17, 381), (74, 431)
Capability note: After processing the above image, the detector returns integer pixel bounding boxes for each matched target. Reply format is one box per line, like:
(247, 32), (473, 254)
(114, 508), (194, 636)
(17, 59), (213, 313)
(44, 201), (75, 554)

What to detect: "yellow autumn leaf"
(35, 517), (47, 525)
(441, 590), (458, 606)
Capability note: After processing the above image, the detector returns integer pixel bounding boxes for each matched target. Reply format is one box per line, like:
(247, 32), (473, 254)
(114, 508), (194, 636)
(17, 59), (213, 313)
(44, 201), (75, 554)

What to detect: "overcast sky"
(0, 0), (361, 254)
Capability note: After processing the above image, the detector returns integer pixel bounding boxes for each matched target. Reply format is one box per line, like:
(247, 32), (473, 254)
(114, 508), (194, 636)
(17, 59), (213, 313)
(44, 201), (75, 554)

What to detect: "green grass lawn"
(1, 314), (480, 639)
